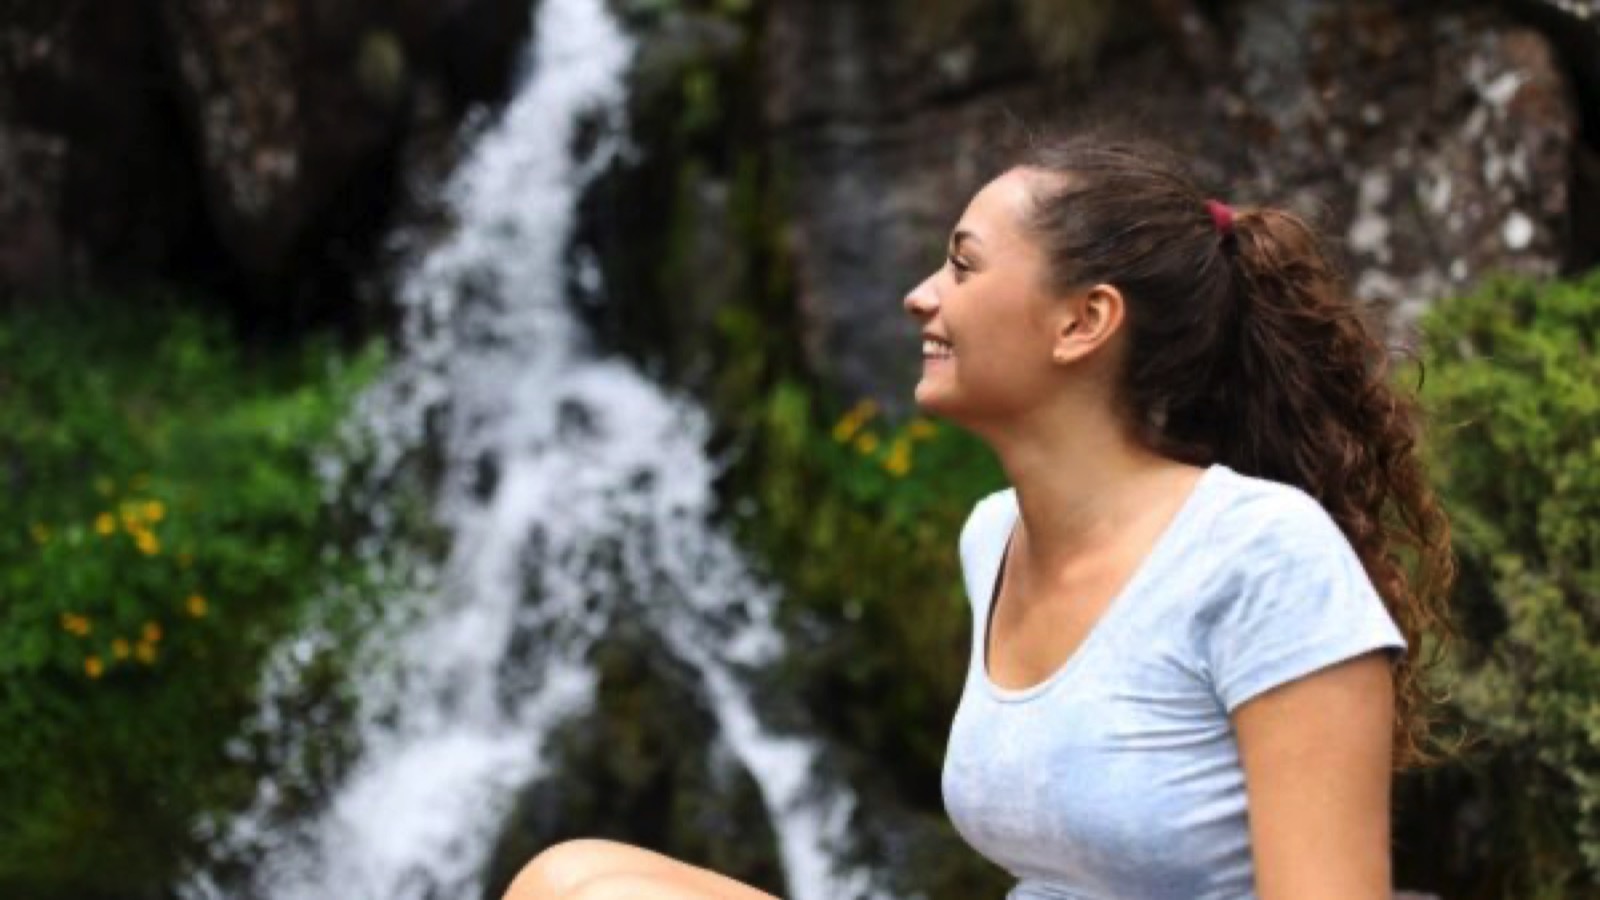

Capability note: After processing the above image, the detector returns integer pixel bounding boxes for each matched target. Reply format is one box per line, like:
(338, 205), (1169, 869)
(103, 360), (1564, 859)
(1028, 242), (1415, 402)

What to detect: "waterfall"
(184, 0), (881, 897)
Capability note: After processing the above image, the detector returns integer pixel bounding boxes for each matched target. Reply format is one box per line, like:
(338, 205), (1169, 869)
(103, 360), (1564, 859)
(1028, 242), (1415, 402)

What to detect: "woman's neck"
(985, 403), (1200, 588)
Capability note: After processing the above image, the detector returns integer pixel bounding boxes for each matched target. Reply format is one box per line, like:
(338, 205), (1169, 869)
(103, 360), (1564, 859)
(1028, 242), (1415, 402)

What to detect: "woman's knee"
(502, 838), (634, 899)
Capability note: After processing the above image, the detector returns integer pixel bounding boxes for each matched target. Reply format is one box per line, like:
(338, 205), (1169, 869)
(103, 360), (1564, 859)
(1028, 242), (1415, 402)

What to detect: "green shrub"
(1417, 269), (1600, 895)
(719, 373), (1011, 896)
(0, 291), (386, 897)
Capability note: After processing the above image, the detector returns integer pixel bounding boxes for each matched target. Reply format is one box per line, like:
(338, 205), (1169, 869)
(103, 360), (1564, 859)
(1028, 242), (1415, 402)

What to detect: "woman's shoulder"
(1196, 467), (1376, 606)
(1206, 465), (1346, 551)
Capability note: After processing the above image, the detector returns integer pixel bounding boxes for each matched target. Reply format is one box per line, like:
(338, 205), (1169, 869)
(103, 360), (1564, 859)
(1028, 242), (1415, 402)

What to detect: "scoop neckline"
(980, 463), (1228, 703)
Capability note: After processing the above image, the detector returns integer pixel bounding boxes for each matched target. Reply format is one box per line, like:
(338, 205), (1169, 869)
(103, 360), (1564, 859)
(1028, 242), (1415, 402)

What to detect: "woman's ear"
(1052, 283), (1125, 364)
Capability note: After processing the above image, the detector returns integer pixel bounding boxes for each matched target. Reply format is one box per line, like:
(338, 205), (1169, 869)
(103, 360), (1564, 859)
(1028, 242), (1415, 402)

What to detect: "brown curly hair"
(1010, 136), (1459, 772)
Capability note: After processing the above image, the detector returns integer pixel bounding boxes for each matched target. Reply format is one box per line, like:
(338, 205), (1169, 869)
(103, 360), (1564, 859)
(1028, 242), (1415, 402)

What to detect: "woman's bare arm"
(1232, 650), (1399, 900)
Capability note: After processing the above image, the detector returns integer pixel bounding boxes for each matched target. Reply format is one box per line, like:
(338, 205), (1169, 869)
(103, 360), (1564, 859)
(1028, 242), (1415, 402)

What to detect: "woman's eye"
(947, 255), (971, 278)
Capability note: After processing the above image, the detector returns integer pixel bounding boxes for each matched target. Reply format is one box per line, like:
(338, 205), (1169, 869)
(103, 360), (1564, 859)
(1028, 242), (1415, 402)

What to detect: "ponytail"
(1222, 208), (1459, 771)
(1013, 137), (1459, 771)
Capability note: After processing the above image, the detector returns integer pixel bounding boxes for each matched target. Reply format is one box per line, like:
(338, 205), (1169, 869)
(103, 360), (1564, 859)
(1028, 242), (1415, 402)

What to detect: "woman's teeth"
(922, 338), (953, 358)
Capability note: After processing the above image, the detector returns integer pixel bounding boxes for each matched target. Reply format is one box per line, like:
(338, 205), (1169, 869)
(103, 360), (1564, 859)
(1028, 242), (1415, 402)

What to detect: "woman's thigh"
(565, 870), (770, 900)
(503, 838), (781, 900)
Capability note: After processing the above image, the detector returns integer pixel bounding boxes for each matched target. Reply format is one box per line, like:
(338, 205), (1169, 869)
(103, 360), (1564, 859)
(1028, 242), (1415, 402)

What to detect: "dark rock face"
(1510, 0), (1600, 269)
(160, 0), (399, 277)
(0, 0), (536, 323)
(1220, 2), (1576, 324)
(764, 0), (1589, 411)
(0, 1), (209, 294)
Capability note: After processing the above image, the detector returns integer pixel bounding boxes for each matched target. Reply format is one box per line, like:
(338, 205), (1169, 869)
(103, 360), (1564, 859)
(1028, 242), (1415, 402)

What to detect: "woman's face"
(903, 168), (1068, 424)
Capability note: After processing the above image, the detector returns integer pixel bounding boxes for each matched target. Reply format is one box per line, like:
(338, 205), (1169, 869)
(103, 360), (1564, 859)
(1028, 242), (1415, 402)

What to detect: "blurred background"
(2, 0), (1597, 897)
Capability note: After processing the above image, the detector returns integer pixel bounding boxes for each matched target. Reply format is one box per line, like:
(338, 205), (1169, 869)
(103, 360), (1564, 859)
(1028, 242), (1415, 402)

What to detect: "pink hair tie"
(1205, 199), (1234, 237)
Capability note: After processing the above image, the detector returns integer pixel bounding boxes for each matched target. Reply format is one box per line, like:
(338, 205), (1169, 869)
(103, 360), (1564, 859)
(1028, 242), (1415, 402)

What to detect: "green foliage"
(752, 380), (1005, 766)
(0, 291), (386, 897)
(722, 373), (1010, 895)
(1420, 269), (1600, 893)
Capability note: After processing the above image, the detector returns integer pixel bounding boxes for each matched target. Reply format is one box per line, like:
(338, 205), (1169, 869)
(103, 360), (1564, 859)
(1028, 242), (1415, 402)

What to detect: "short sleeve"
(1204, 491), (1408, 714)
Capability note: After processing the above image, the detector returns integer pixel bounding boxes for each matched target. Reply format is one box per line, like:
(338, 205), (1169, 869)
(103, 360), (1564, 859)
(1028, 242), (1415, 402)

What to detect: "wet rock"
(480, 623), (784, 899)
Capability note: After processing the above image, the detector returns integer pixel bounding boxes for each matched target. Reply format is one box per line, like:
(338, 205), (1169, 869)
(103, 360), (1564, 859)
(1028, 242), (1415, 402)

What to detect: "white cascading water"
(185, 0), (881, 897)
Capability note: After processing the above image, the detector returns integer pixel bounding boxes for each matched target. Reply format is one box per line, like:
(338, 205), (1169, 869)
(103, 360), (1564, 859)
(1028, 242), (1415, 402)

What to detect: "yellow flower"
(95, 513), (116, 536)
(143, 500), (165, 522)
(84, 656), (104, 679)
(906, 418), (939, 440)
(135, 530), (161, 556)
(29, 522), (51, 545)
(186, 594), (208, 618)
(135, 642), (158, 664)
(60, 613), (91, 637)
(854, 432), (880, 455)
(831, 398), (880, 444)
(142, 621), (162, 643)
(112, 638), (131, 660)
(883, 437), (913, 477)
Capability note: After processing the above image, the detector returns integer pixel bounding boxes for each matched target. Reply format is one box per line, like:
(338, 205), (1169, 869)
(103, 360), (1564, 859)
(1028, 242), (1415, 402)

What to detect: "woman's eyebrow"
(949, 229), (982, 252)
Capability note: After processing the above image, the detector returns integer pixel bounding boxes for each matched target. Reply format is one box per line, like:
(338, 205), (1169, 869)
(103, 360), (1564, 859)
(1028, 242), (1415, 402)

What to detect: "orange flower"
(84, 656), (104, 679)
(94, 513), (116, 536)
(143, 500), (165, 522)
(135, 642), (158, 665)
(186, 594), (208, 618)
(142, 621), (162, 643)
(112, 638), (131, 660)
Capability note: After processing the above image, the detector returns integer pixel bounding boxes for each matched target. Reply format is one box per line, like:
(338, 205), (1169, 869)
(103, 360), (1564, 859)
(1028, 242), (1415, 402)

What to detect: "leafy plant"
(0, 290), (386, 897)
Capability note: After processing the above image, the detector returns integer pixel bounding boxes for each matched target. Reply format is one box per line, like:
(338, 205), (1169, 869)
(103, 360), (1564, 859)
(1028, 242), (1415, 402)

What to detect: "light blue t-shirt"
(941, 463), (1407, 899)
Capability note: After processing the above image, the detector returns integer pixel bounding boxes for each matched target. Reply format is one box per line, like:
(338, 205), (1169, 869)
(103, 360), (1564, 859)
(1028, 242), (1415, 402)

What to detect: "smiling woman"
(501, 134), (1459, 899)
(900, 135), (1457, 899)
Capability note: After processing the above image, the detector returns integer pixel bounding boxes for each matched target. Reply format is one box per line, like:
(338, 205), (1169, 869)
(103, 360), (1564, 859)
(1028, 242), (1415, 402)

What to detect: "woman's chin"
(912, 379), (957, 417)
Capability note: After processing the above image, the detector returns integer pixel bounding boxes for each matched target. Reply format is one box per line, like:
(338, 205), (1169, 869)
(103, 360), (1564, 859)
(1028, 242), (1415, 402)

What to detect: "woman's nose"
(903, 274), (939, 317)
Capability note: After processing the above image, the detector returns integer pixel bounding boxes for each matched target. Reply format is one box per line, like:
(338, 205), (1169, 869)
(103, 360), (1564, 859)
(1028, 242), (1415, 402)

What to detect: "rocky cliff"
(761, 0), (1596, 412)
(0, 0), (535, 329)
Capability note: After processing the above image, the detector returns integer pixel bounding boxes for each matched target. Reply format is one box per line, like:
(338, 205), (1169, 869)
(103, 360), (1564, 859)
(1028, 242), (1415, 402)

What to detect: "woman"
(503, 136), (1457, 899)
